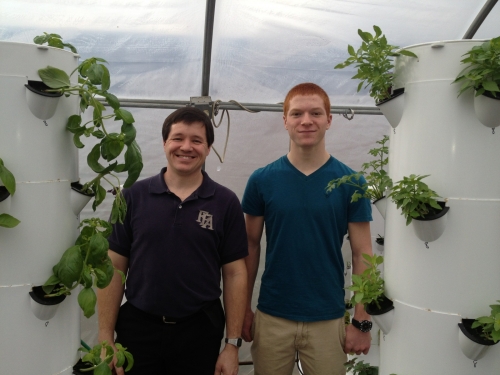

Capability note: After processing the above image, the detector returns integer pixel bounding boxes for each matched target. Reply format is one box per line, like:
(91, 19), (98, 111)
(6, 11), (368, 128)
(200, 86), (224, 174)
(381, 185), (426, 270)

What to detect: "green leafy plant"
(471, 301), (500, 343)
(344, 358), (379, 375)
(453, 36), (500, 98)
(42, 218), (125, 318)
(34, 33), (143, 225)
(34, 32), (77, 53)
(78, 340), (134, 375)
(347, 254), (385, 310)
(0, 158), (20, 228)
(388, 174), (442, 226)
(326, 135), (392, 202)
(335, 25), (418, 103)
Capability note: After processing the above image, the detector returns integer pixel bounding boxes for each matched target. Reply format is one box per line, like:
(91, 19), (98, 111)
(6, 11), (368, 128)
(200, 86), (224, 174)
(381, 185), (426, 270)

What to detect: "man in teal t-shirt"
(242, 83), (373, 375)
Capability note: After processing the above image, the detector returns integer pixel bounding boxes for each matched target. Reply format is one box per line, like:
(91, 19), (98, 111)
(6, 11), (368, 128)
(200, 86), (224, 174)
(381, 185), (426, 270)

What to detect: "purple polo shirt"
(108, 167), (248, 318)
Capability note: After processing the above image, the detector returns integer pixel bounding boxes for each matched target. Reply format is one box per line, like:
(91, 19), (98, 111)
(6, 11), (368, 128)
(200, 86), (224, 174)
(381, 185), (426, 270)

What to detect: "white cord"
(210, 99), (259, 163)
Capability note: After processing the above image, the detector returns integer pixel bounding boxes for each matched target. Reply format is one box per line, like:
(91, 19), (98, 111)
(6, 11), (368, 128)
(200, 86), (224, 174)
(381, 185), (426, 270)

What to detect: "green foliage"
(334, 25), (417, 103)
(36, 38), (143, 224)
(42, 218), (125, 318)
(0, 158), (20, 228)
(326, 135), (392, 202)
(78, 340), (134, 374)
(471, 301), (500, 343)
(388, 174), (442, 226)
(347, 254), (385, 310)
(344, 358), (379, 375)
(453, 37), (500, 97)
(33, 32), (78, 53)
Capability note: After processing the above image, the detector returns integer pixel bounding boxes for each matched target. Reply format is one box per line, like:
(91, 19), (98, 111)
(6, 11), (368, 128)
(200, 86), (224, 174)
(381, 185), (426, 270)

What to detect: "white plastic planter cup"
(474, 92), (500, 129)
(70, 182), (94, 216)
(29, 286), (66, 320)
(412, 203), (449, 243)
(376, 89), (405, 129)
(25, 80), (62, 120)
(366, 295), (395, 335)
(373, 196), (387, 219)
(458, 319), (497, 361)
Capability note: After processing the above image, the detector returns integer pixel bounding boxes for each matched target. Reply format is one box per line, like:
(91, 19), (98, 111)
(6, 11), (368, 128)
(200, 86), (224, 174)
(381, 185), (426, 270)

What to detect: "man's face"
(163, 121), (210, 177)
(283, 94), (332, 148)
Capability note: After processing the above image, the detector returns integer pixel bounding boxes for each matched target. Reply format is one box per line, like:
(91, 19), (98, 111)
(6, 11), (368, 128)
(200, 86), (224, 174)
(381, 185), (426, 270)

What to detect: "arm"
(97, 250), (128, 375)
(344, 221), (373, 355)
(214, 258), (248, 375)
(241, 214), (264, 342)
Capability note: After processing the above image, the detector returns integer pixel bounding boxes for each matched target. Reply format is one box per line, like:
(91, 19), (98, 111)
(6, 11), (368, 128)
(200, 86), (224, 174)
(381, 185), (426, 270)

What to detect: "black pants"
(115, 300), (225, 375)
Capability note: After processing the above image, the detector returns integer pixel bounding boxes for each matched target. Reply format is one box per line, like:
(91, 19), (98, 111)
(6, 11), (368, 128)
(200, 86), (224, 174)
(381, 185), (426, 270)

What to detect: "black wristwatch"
(225, 338), (242, 347)
(351, 318), (372, 333)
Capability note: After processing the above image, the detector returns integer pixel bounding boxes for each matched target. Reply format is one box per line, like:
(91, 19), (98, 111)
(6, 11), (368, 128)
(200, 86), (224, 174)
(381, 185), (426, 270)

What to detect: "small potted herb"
(335, 25), (417, 128)
(326, 135), (392, 218)
(344, 358), (379, 375)
(458, 301), (500, 361)
(388, 174), (449, 243)
(74, 340), (134, 375)
(347, 254), (394, 335)
(41, 218), (125, 318)
(453, 36), (500, 130)
(34, 33), (143, 225)
(0, 158), (20, 228)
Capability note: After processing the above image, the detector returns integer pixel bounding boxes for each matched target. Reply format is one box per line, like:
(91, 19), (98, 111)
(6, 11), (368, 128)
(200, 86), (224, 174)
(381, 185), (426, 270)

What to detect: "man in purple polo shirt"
(97, 107), (248, 375)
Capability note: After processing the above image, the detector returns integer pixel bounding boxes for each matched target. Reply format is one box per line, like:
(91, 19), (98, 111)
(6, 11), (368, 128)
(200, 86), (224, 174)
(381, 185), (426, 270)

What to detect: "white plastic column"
(0, 42), (81, 375)
(382, 40), (500, 374)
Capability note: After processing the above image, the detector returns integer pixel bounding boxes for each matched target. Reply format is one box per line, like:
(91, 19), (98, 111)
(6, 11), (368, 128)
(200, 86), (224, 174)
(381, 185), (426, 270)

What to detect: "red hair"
(283, 83), (331, 116)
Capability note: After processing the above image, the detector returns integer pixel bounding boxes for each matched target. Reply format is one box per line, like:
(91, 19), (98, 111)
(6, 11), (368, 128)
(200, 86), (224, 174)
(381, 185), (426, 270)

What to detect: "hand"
(343, 323), (371, 355)
(241, 308), (254, 342)
(99, 339), (125, 375)
(214, 345), (239, 375)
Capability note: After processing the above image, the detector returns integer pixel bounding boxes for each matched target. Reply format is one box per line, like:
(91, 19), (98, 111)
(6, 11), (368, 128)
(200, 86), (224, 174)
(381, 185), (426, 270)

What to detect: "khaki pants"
(251, 309), (347, 375)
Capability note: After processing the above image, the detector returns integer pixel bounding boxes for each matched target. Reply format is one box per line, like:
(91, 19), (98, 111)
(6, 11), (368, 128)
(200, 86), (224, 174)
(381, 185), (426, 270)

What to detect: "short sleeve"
(219, 193), (248, 265)
(242, 170), (265, 216)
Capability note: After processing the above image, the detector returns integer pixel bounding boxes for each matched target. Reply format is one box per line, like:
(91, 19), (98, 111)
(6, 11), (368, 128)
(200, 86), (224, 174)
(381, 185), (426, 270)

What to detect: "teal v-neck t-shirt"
(242, 155), (372, 322)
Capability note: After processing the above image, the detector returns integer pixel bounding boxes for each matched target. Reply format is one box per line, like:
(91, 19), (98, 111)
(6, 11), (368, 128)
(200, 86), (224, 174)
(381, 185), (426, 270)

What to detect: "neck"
(287, 143), (330, 176)
(164, 168), (204, 201)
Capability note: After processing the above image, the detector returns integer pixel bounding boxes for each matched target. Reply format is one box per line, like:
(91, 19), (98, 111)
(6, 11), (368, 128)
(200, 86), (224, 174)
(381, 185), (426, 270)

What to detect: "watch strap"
(351, 318), (372, 332)
(225, 337), (242, 347)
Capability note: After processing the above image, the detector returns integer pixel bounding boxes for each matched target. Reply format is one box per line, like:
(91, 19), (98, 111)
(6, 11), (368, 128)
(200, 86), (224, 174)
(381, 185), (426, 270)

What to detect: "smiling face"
(283, 94), (332, 149)
(163, 121), (210, 177)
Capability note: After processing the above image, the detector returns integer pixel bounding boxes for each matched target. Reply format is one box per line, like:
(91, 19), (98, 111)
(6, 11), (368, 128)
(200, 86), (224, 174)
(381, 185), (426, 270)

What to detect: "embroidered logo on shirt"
(197, 210), (214, 230)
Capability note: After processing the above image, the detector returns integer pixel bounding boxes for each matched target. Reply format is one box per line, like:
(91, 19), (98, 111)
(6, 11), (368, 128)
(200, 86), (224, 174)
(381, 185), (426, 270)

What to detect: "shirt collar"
(149, 167), (216, 198)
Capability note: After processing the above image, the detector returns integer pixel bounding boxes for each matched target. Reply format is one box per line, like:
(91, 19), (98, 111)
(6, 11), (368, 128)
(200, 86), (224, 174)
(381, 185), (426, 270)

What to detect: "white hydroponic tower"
(0, 41), (82, 375)
(382, 39), (500, 374)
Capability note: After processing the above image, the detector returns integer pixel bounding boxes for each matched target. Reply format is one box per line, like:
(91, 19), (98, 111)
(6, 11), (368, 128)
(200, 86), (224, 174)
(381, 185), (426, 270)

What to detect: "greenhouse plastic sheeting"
(1, 1), (499, 373)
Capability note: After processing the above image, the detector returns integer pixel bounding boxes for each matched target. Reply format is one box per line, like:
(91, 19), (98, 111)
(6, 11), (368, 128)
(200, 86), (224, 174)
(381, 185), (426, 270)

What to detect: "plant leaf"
(56, 245), (84, 288)
(38, 66), (71, 89)
(0, 159), (16, 195)
(78, 287), (97, 318)
(0, 213), (20, 228)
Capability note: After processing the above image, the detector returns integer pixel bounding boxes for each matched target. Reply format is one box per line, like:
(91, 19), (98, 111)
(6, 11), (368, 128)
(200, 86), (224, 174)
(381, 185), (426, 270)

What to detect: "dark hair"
(283, 82), (331, 116)
(162, 107), (214, 147)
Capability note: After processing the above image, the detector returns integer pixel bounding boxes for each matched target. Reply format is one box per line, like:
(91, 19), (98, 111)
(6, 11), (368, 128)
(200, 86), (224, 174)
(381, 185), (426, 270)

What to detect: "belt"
(127, 300), (219, 325)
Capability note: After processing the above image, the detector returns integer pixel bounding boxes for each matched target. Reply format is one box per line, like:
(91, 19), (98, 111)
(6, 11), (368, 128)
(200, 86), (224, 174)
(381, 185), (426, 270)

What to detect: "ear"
(326, 114), (332, 129)
(283, 114), (288, 129)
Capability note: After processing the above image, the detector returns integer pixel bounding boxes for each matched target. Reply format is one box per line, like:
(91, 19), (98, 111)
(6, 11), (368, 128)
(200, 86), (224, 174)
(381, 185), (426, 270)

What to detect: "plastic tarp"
(1, 1), (499, 373)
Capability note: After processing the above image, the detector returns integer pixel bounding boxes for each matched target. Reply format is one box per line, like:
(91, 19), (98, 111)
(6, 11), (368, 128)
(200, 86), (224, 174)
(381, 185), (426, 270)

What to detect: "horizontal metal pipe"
(97, 98), (381, 115)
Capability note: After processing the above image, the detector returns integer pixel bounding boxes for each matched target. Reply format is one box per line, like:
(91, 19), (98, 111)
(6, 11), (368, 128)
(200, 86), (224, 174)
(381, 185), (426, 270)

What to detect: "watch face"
(360, 321), (372, 332)
(353, 319), (372, 332)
